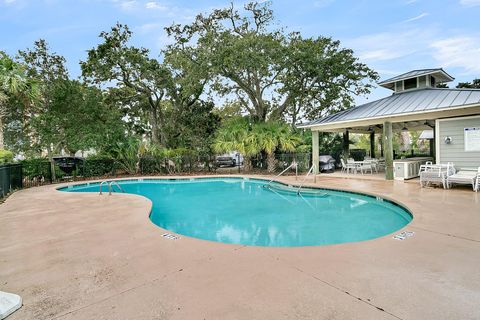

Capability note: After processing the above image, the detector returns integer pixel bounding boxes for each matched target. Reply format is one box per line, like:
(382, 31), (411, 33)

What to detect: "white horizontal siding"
(438, 116), (480, 169)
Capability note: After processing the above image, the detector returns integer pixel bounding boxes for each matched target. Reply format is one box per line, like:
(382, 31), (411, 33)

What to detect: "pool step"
(265, 184), (328, 197)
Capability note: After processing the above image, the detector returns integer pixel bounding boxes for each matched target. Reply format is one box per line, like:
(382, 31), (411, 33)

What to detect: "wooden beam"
(430, 126), (435, 159)
(383, 121), (394, 180)
(312, 130), (319, 174)
(343, 130), (349, 155)
(370, 131), (375, 158)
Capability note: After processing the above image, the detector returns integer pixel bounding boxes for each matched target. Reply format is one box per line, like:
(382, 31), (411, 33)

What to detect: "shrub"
(21, 158), (51, 180)
(0, 150), (14, 164)
(82, 155), (116, 177)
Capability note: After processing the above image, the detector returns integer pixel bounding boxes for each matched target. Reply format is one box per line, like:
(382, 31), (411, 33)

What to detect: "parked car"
(215, 152), (243, 167)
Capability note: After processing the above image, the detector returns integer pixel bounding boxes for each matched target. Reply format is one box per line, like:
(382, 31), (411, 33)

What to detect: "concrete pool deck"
(0, 175), (479, 320)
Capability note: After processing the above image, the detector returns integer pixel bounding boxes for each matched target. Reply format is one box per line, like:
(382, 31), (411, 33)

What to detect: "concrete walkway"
(0, 175), (479, 320)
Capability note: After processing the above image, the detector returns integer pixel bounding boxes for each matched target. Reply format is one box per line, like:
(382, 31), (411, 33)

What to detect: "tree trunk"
(243, 156), (252, 172)
(0, 115), (4, 150)
(149, 111), (160, 145)
(47, 145), (56, 182)
(267, 152), (277, 173)
(149, 109), (167, 146)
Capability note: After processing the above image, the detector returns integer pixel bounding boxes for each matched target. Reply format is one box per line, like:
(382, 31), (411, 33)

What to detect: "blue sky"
(1, 0), (480, 104)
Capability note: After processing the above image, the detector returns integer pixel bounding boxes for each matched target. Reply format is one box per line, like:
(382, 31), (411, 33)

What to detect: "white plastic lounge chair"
(419, 162), (455, 189)
(447, 167), (480, 191)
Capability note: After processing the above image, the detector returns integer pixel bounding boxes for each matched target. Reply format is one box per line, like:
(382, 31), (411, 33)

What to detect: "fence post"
(47, 161), (53, 183)
(19, 164), (24, 188)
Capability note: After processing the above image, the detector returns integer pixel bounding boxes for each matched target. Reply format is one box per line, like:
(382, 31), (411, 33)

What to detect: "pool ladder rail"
(296, 164), (317, 195)
(264, 162), (298, 188)
(264, 163), (323, 196)
(99, 180), (125, 195)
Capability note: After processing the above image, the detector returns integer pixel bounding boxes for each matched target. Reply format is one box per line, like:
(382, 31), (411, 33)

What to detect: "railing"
(297, 164), (316, 195)
(108, 181), (125, 195)
(264, 162), (297, 188)
(99, 181), (109, 195)
(0, 164), (23, 198)
(99, 180), (125, 195)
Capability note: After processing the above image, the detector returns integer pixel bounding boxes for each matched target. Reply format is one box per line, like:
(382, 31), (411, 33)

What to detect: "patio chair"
(368, 159), (379, 173)
(358, 161), (373, 174)
(419, 162), (455, 189)
(376, 158), (386, 172)
(341, 158), (356, 174)
(447, 167), (480, 191)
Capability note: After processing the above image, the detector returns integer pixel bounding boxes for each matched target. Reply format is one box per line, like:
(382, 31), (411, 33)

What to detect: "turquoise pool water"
(59, 178), (412, 247)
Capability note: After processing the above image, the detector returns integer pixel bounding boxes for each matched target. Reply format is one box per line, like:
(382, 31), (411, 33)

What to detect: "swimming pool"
(59, 177), (412, 247)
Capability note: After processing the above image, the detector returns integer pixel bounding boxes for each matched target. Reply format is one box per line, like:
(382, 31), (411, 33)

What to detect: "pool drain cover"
(162, 233), (179, 240)
(393, 231), (415, 241)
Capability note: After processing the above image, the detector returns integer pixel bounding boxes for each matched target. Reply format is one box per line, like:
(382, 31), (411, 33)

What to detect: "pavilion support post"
(383, 121), (394, 180)
(312, 130), (319, 174)
(370, 131), (375, 158)
(430, 126), (435, 159)
(380, 132), (384, 157)
(343, 130), (349, 156)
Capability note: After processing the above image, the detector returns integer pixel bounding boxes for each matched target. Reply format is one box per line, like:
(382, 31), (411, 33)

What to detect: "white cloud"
(110, 0), (138, 11)
(145, 1), (167, 10)
(346, 29), (434, 62)
(430, 36), (480, 74)
(401, 12), (429, 23)
(459, 0), (480, 7)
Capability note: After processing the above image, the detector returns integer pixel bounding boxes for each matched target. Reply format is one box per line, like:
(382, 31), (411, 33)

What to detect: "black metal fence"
(0, 164), (23, 198)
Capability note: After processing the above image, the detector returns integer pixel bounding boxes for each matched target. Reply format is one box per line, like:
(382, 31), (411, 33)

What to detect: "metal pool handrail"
(108, 181), (125, 195)
(297, 164), (316, 195)
(98, 180), (125, 195)
(99, 181), (109, 195)
(264, 162), (297, 188)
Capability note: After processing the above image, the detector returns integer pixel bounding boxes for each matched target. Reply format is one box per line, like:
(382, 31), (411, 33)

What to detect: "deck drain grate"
(393, 231), (414, 241)
(162, 233), (180, 240)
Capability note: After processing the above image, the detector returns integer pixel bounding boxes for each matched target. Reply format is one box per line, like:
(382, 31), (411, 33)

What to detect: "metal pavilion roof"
(298, 88), (480, 129)
(377, 68), (455, 87)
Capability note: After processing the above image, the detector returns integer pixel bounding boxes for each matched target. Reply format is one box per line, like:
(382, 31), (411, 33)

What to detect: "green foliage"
(81, 23), (215, 148)
(213, 118), (301, 172)
(0, 51), (40, 150)
(253, 121), (301, 172)
(163, 101), (220, 152)
(83, 156), (116, 177)
(110, 137), (145, 174)
(21, 158), (51, 179)
(456, 79), (480, 89)
(213, 117), (259, 171)
(0, 149), (13, 163)
(166, 2), (378, 123)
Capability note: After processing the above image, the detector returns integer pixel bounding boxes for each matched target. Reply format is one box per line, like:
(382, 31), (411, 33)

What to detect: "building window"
(430, 76), (436, 87)
(418, 75), (426, 87)
(404, 78), (417, 90)
(395, 81), (403, 91)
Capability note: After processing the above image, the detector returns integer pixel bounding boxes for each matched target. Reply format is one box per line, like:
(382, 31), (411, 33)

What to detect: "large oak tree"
(166, 2), (378, 124)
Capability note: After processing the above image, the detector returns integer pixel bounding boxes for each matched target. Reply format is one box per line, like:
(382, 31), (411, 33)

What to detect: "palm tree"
(213, 118), (260, 172)
(254, 121), (301, 173)
(0, 52), (40, 149)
